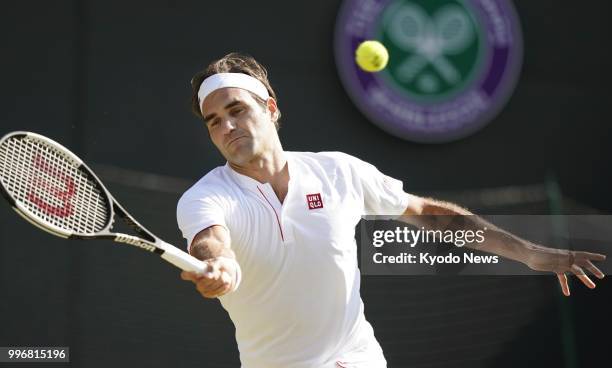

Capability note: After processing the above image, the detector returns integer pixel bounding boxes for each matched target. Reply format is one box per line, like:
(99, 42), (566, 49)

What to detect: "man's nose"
(220, 118), (237, 132)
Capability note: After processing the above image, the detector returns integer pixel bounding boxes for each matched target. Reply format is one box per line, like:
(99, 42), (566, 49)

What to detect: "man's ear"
(267, 98), (279, 122)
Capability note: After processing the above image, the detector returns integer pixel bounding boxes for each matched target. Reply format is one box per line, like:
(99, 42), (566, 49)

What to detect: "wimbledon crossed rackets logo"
(382, 1), (477, 96)
(334, 0), (523, 143)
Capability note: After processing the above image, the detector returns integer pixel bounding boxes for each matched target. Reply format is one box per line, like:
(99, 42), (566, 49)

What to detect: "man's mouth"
(228, 136), (246, 146)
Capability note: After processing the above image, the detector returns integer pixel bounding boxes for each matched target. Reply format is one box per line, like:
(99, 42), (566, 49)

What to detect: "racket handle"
(160, 242), (208, 274)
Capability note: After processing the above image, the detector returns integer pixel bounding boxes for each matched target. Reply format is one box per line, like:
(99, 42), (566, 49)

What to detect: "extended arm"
(400, 196), (606, 296)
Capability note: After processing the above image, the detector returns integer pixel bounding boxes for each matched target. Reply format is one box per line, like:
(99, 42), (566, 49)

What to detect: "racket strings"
(0, 136), (109, 234)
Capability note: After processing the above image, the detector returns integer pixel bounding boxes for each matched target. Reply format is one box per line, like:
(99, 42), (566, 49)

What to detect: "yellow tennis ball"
(355, 40), (389, 72)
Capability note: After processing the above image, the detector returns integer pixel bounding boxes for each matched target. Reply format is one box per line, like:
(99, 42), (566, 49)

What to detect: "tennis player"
(177, 53), (606, 368)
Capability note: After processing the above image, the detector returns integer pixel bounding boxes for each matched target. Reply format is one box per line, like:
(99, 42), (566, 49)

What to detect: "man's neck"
(229, 149), (287, 184)
(229, 149), (290, 203)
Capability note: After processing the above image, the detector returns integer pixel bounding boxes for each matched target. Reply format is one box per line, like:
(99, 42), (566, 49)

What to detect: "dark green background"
(0, 0), (610, 367)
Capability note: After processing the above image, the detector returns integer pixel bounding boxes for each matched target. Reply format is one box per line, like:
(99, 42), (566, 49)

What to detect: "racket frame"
(0, 131), (206, 273)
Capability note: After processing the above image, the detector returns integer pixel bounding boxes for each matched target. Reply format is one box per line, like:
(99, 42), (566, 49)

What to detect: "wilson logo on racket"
(114, 234), (157, 252)
(27, 154), (76, 218)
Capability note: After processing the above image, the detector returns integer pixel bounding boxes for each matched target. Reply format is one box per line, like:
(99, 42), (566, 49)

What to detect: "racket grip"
(160, 242), (208, 274)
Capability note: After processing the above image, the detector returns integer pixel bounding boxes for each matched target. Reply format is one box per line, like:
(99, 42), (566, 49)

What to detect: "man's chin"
(225, 150), (256, 166)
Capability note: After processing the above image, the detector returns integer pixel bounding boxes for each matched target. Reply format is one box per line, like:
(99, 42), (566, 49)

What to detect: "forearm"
(468, 224), (535, 264)
(401, 198), (533, 265)
(183, 225), (241, 297)
(189, 225), (235, 261)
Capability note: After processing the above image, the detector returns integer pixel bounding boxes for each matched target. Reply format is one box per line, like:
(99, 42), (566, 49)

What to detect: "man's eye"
(231, 108), (244, 115)
(209, 119), (220, 128)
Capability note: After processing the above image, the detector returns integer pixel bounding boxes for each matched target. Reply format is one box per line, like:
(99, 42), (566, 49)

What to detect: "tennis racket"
(0, 131), (207, 274)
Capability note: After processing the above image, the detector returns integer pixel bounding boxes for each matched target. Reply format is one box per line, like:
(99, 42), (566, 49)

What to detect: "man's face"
(201, 88), (277, 165)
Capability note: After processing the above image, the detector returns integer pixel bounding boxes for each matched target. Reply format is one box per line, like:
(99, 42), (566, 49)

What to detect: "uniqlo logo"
(306, 193), (323, 210)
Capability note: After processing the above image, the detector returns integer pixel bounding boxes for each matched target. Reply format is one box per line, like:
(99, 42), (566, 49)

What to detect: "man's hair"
(190, 52), (281, 129)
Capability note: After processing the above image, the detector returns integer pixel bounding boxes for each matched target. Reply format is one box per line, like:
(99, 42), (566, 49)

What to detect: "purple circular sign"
(334, 0), (523, 143)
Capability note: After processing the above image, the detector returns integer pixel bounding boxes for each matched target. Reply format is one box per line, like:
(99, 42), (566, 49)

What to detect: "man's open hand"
(527, 246), (606, 296)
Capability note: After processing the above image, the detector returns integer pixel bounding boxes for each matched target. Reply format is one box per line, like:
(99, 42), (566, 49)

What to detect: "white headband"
(197, 73), (270, 111)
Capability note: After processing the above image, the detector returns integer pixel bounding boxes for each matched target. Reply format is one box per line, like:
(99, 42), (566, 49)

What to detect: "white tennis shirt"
(177, 151), (412, 368)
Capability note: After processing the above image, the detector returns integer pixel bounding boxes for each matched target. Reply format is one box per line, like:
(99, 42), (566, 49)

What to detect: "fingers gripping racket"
(0, 131), (206, 274)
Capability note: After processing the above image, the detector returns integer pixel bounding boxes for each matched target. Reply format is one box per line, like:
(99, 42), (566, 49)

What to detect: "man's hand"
(181, 257), (238, 299)
(526, 246), (606, 296)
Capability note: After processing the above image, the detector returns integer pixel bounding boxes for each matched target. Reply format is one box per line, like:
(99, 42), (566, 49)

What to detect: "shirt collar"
(224, 153), (293, 190)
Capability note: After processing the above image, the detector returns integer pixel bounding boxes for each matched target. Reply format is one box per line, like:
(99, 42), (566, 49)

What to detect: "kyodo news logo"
(335, 0), (523, 143)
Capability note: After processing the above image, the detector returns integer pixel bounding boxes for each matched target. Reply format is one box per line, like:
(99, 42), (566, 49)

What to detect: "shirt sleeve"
(176, 188), (228, 253)
(344, 153), (414, 217)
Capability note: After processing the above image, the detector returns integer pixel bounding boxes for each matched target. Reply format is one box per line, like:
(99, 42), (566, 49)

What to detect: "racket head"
(0, 131), (114, 238)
